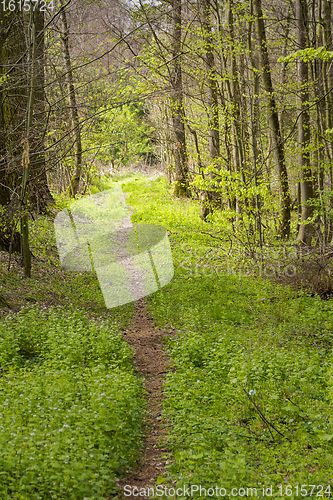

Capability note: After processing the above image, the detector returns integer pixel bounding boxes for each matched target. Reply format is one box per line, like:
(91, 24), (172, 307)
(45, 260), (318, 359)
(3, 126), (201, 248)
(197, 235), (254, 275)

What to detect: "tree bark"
(248, 4), (263, 249)
(2, 12), (27, 199)
(216, 0), (246, 214)
(29, 8), (53, 212)
(322, 0), (333, 149)
(253, 0), (291, 238)
(21, 8), (39, 278)
(296, 0), (314, 245)
(0, 10), (9, 206)
(201, 0), (219, 161)
(170, 0), (189, 197)
(321, 0), (333, 243)
(60, 2), (83, 198)
(200, 0), (220, 220)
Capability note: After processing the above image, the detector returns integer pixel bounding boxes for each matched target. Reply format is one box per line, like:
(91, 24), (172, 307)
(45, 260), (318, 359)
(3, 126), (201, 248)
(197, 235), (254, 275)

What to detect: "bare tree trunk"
(170, 0), (189, 197)
(253, 0), (291, 238)
(279, 13), (291, 139)
(296, 0), (314, 245)
(60, 1), (83, 198)
(225, 0), (243, 176)
(201, 0), (219, 161)
(322, 0), (333, 155)
(0, 13), (24, 254)
(248, 4), (263, 249)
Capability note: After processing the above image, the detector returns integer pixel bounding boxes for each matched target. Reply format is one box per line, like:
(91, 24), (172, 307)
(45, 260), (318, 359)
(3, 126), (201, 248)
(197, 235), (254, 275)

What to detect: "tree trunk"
(279, 13), (290, 139)
(60, 2), (83, 198)
(200, 0), (220, 220)
(220, 0), (246, 215)
(248, 4), (263, 249)
(0, 13), (25, 254)
(296, 0), (314, 245)
(2, 12), (27, 199)
(201, 0), (219, 161)
(170, 0), (189, 197)
(21, 8), (39, 278)
(322, 0), (333, 153)
(253, 0), (291, 238)
(321, 0), (333, 243)
(0, 10), (9, 206)
(29, 8), (53, 212)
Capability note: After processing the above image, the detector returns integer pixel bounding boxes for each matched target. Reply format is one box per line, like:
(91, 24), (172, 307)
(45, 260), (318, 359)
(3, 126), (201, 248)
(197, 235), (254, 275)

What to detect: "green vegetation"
(82, 102), (155, 169)
(0, 308), (144, 499)
(3, 0), (333, 495)
(124, 175), (333, 498)
(2, 174), (333, 498)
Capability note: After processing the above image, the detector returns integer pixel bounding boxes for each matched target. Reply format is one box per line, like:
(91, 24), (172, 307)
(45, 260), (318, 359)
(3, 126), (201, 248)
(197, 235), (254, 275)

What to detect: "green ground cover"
(123, 175), (333, 499)
(0, 307), (144, 499)
(2, 173), (333, 499)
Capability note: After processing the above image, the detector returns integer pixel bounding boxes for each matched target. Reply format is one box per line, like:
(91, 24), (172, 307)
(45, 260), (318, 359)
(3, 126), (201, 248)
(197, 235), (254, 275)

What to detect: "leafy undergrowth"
(2, 173), (333, 499)
(124, 176), (333, 499)
(0, 175), (149, 499)
(0, 191), (134, 328)
(0, 306), (145, 499)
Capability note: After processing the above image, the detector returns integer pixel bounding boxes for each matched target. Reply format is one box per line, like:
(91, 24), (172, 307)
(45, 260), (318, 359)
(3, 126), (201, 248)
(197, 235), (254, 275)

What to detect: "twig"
(243, 387), (290, 442)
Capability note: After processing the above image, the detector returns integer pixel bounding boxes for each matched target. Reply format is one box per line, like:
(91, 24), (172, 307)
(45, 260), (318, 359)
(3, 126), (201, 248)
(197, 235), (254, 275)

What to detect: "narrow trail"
(114, 299), (174, 499)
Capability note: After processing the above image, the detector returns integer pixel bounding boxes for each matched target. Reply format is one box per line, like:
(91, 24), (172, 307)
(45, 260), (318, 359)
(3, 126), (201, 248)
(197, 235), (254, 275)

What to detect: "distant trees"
(1, 0), (333, 259)
(0, 0), (157, 270)
(123, 0), (333, 246)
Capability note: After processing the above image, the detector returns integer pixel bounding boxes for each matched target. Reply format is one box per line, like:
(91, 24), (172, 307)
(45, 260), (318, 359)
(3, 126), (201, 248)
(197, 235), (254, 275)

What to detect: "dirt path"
(113, 299), (173, 499)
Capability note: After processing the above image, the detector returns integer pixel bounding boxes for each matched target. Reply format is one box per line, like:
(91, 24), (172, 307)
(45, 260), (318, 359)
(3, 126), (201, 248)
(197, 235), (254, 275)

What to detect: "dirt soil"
(113, 298), (174, 500)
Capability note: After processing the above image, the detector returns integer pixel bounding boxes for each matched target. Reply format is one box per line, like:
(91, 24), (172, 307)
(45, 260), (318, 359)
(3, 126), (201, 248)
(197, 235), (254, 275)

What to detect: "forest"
(1, 0), (333, 498)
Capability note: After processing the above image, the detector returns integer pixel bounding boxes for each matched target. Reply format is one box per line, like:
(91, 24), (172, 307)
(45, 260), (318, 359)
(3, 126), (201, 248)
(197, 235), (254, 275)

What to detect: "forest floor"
(114, 299), (173, 500)
(0, 253), (174, 500)
(1, 173), (333, 499)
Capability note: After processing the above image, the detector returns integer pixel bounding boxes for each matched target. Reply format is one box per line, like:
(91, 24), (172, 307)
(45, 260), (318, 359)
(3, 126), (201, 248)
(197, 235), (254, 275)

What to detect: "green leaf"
(318, 434), (333, 441)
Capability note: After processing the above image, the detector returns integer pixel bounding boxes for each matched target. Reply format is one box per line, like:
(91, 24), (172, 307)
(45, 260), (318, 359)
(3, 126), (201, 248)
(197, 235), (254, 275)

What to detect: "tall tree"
(21, 6), (39, 277)
(253, 0), (291, 238)
(199, 0), (220, 220)
(296, 0), (314, 245)
(0, 9), (9, 206)
(320, 0), (333, 243)
(225, 0), (246, 212)
(3, 11), (27, 201)
(60, 1), (83, 197)
(29, 8), (53, 212)
(0, 11), (27, 254)
(170, 0), (189, 197)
